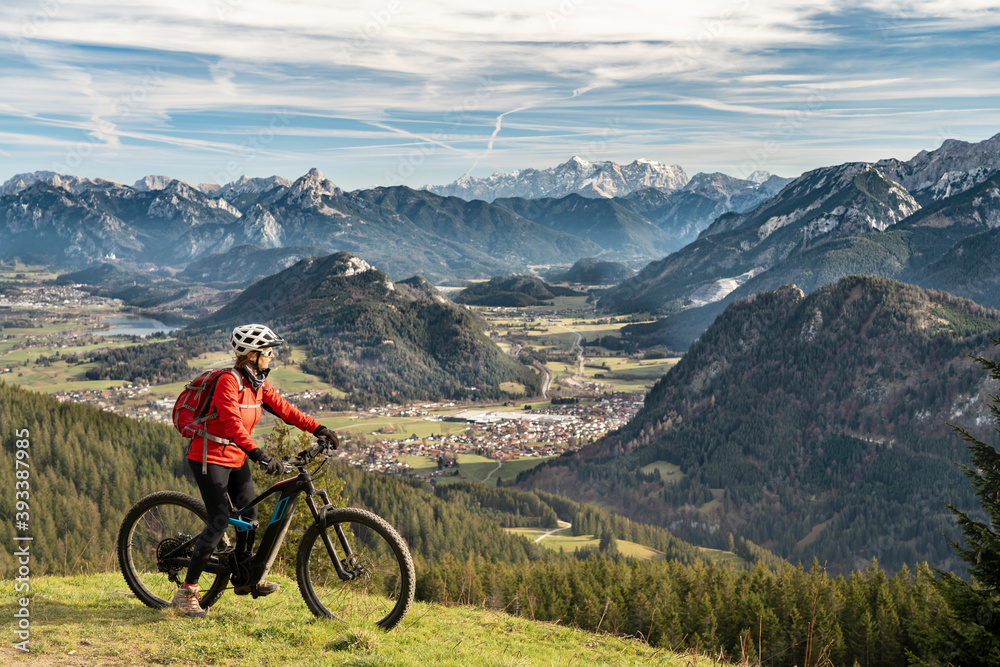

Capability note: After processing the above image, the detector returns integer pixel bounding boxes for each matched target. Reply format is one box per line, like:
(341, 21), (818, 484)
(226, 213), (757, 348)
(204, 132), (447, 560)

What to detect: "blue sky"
(2, 0), (999, 191)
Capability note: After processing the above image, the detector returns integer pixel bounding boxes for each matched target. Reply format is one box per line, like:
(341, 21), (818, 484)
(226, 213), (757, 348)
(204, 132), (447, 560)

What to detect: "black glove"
(262, 457), (284, 476)
(248, 448), (284, 475)
(313, 425), (340, 449)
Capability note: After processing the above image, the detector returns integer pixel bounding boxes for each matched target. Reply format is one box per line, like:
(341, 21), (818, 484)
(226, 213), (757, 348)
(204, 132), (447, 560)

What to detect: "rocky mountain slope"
(877, 132), (1000, 204)
(600, 162), (921, 315)
(491, 193), (673, 257)
(618, 172), (792, 250)
(519, 275), (996, 573)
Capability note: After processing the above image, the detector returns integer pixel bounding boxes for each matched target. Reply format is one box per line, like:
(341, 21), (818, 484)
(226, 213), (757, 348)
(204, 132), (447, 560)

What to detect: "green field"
(507, 526), (668, 562)
(640, 460), (685, 484)
(698, 488), (727, 516)
(696, 546), (747, 566)
(396, 454), (438, 473)
(434, 454), (500, 485)
(796, 516), (836, 552)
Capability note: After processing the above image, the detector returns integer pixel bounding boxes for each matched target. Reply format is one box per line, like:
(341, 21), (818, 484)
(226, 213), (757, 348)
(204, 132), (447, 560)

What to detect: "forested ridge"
(81, 252), (541, 405)
(191, 252), (541, 404)
(518, 276), (998, 573)
(453, 274), (586, 307)
(0, 380), (985, 666)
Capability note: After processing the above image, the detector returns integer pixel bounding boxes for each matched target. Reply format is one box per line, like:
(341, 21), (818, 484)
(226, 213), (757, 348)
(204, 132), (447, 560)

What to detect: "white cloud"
(1, 0), (999, 187)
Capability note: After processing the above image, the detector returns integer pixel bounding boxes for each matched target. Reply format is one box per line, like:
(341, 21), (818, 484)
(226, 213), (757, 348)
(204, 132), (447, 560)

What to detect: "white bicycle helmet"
(231, 324), (284, 355)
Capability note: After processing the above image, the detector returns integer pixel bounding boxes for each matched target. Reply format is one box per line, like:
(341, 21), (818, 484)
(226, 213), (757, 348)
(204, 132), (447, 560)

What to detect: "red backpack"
(172, 368), (245, 473)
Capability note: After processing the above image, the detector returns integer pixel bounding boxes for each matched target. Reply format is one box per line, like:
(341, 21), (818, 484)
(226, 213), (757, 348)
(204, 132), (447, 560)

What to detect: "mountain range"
(0, 159), (790, 279)
(599, 133), (1000, 349)
(518, 275), (997, 573)
(427, 156), (691, 200)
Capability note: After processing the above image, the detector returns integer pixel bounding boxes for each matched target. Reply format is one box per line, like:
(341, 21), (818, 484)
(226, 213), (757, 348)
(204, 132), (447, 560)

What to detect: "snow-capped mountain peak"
(1, 171), (123, 196)
(426, 157), (689, 201)
(212, 174), (293, 200)
(133, 175), (177, 192)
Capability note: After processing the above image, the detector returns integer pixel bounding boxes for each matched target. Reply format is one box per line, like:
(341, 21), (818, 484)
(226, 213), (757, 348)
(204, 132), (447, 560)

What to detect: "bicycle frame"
(178, 465), (361, 588)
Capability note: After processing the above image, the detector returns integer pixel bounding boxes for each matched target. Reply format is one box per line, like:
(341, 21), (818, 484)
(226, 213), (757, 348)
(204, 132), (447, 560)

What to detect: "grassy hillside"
(0, 573), (710, 666)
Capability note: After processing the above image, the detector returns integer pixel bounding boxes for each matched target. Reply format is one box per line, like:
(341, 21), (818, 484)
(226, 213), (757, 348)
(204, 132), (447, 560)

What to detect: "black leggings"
(184, 459), (258, 586)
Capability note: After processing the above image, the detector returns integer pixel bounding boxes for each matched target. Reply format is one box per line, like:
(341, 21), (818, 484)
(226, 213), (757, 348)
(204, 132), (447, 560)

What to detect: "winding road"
(557, 325), (584, 376)
(534, 520), (572, 543)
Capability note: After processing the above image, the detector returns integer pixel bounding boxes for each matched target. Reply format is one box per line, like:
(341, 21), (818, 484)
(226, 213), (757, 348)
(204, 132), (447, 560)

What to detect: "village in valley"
(1, 264), (672, 484)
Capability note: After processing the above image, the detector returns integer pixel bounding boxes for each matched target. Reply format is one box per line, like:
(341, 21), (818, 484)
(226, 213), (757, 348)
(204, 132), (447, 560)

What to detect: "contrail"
(463, 84), (601, 177)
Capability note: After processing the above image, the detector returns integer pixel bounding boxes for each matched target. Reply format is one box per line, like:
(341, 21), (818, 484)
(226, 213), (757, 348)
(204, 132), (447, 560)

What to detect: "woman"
(172, 323), (337, 618)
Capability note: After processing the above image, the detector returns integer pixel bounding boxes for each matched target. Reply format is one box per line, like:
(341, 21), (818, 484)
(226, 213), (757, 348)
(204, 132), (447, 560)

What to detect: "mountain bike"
(116, 437), (415, 630)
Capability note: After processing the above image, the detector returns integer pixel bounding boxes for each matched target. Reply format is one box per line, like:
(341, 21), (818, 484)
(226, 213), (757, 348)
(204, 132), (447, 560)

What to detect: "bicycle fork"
(306, 494), (359, 582)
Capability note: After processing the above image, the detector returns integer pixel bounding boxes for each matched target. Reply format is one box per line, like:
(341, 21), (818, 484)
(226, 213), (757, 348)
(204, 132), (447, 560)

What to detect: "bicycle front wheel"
(296, 507), (415, 630)
(117, 491), (230, 610)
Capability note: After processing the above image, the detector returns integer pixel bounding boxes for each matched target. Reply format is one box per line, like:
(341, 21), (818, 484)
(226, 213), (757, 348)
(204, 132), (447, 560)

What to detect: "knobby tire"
(117, 490), (230, 610)
(296, 507), (415, 630)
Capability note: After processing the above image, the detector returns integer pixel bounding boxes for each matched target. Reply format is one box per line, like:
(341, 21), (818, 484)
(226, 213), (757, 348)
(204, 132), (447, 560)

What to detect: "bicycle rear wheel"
(117, 491), (230, 610)
(296, 507), (415, 630)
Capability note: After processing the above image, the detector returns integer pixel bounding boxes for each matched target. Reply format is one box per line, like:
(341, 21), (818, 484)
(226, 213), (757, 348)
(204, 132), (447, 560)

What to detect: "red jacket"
(186, 369), (319, 468)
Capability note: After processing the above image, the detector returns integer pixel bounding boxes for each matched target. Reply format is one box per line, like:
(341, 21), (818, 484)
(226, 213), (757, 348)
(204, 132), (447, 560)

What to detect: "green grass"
(533, 533), (600, 552)
(498, 381), (527, 395)
(639, 461), (685, 485)
(698, 489), (726, 516)
(397, 455), (553, 487)
(796, 517), (836, 552)
(526, 532), (667, 562)
(696, 547), (747, 567)
(492, 456), (553, 484)
(440, 454), (500, 485)
(0, 572), (724, 666)
(396, 455), (438, 473)
(323, 417), (468, 442)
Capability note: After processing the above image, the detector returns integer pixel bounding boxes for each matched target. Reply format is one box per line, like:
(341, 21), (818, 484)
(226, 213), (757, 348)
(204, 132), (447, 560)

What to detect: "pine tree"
(929, 347), (1000, 665)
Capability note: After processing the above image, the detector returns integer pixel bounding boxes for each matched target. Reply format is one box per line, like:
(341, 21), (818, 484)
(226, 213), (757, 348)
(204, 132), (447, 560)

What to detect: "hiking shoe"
(234, 580), (280, 598)
(172, 585), (207, 618)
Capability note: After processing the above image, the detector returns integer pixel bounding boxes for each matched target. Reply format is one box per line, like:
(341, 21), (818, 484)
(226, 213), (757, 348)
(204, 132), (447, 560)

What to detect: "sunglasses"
(259, 349), (276, 358)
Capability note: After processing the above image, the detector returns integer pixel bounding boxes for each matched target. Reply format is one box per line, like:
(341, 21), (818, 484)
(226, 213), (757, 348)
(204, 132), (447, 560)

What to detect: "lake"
(95, 315), (176, 337)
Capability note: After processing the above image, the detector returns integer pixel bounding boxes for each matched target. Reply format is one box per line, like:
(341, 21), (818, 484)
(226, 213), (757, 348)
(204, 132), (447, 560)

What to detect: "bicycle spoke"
(118, 492), (230, 610)
(297, 508), (414, 629)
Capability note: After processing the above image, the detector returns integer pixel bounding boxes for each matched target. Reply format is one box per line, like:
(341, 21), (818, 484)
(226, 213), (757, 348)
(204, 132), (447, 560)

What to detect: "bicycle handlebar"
(281, 436), (338, 471)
